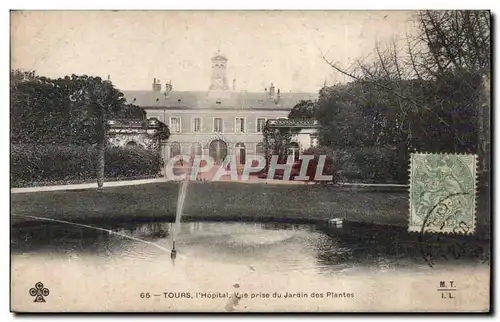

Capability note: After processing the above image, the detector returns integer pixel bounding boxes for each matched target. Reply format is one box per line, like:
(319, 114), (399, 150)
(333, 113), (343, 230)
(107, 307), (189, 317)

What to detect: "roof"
(121, 90), (318, 110)
(107, 118), (161, 129)
(211, 54), (228, 62)
(211, 50), (228, 61)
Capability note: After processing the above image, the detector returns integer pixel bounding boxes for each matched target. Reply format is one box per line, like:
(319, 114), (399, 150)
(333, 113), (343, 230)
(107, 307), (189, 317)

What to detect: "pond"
(11, 220), (490, 312)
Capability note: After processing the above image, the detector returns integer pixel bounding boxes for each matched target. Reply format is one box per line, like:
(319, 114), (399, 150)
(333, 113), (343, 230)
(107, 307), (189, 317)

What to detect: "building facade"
(266, 119), (321, 162)
(122, 52), (318, 164)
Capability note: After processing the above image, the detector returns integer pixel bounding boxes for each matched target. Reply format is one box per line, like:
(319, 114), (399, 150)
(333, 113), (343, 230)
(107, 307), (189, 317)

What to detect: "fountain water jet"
(171, 157), (194, 255)
(174, 180), (188, 239)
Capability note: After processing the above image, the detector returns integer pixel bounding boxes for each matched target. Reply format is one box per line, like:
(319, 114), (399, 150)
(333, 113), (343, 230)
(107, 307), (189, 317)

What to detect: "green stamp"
(409, 153), (477, 235)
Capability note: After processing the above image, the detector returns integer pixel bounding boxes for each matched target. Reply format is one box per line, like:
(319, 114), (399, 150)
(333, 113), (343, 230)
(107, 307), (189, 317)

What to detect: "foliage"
(416, 10), (490, 76)
(317, 71), (482, 154)
(318, 10), (490, 183)
(150, 117), (171, 141)
(288, 100), (317, 120)
(344, 147), (407, 183)
(11, 144), (163, 186)
(298, 146), (338, 182)
(316, 82), (383, 148)
(262, 126), (292, 163)
(105, 146), (163, 178)
(10, 70), (149, 145)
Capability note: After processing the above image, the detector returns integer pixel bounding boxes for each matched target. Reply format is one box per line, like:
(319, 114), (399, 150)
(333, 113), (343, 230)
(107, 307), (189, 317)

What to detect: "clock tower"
(209, 51), (230, 92)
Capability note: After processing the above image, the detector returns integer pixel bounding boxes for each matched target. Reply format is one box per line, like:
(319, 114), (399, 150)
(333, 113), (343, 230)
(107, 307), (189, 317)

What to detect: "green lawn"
(11, 181), (490, 238)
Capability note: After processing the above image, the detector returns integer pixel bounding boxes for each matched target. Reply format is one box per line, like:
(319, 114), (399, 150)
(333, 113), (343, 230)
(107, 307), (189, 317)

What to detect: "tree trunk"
(97, 112), (106, 192)
(478, 71), (490, 187)
(97, 140), (105, 192)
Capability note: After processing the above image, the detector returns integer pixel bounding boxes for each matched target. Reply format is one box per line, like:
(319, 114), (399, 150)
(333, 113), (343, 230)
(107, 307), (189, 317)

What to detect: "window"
(214, 118), (223, 133)
(235, 117), (245, 133)
(235, 142), (246, 165)
(170, 117), (181, 133)
(192, 118), (201, 133)
(256, 118), (266, 132)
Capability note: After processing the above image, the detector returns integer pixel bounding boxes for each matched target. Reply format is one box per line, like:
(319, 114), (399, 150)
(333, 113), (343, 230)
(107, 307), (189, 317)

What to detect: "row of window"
(169, 141), (301, 163)
(169, 142), (299, 154)
(169, 117), (285, 134)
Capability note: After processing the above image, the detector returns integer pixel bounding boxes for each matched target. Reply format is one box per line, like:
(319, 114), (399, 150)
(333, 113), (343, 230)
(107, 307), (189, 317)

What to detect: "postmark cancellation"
(409, 153), (477, 235)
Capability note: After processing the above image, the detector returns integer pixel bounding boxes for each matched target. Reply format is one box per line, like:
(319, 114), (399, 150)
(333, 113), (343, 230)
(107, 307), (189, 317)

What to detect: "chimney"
(233, 78), (236, 91)
(152, 78), (161, 92)
(269, 83), (275, 98)
(275, 88), (281, 104)
(165, 80), (173, 95)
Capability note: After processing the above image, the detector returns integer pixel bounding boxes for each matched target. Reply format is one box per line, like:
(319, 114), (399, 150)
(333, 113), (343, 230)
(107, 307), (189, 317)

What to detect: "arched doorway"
(209, 139), (228, 164)
(235, 142), (246, 165)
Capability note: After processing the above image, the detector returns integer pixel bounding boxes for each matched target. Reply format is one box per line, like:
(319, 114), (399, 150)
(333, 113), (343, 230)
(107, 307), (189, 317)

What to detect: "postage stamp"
(409, 153), (477, 235)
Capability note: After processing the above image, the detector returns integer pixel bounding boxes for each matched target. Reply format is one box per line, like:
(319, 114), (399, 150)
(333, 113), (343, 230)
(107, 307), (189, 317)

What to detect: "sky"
(11, 10), (418, 93)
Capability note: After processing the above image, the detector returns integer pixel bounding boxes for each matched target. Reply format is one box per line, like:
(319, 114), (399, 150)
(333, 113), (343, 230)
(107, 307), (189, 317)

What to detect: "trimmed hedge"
(337, 147), (408, 184)
(11, 144), (163, 187)
(299, 146), (408, 184)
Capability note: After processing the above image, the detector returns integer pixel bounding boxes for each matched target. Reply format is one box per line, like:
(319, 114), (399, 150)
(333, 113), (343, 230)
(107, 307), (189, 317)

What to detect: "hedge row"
(302, 146), (408, 184)
(335, 147), (408, 184)
(11, 144), (163, 186)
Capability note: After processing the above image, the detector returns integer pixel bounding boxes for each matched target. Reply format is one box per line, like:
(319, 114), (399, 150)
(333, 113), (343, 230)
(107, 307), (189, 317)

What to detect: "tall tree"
(416, 10), (490, 76)
(416, 10), (490, 173)
(10, 70), (154, 190)
(320, 10), (489, 155)
(288, 100), (317, 120)
(11, 70), (147, 145)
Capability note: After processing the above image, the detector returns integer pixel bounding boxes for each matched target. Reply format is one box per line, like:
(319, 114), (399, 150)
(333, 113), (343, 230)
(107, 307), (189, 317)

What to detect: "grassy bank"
(10, 181), (490, 238)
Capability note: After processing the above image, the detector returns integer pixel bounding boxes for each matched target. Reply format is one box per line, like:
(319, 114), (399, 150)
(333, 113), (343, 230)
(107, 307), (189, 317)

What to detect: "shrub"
(104, 146), (163, 178)
(298, 146), (339, 182)
(11, 144), (163, 186)
(255, 146), (340, 181)
(340, 146), (408, 184)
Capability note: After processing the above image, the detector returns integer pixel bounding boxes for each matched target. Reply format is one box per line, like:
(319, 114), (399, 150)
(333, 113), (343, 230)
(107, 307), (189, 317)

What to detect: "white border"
(3, 2), (497, 321)
(6, 1), (498, 10)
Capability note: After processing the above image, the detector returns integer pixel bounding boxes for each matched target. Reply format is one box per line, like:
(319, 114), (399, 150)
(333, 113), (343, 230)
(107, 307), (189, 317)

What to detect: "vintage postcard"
(10, 10), (491, 313)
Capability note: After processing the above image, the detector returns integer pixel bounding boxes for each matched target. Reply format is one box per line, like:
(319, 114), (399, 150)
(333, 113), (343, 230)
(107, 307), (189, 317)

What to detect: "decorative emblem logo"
(29, 282), (50, 302)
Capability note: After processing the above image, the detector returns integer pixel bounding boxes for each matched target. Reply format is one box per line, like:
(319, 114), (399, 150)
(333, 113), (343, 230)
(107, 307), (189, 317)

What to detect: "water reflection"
(313, 223), (490, 274)
(11, 220), (489, 275)
(116, 222), (170, 240)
